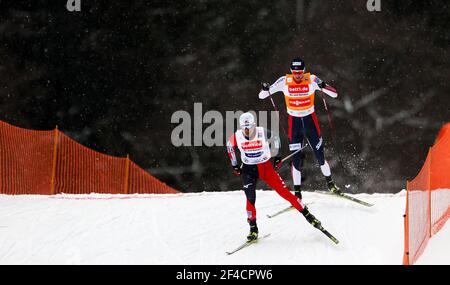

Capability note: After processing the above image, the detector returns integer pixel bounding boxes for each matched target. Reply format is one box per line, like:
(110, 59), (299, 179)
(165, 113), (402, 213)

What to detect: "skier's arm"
(258, 76), (285, 99)
(227, 134), (241, 175)
(313, 75), (338, 98)
(226, 134), (238, 166)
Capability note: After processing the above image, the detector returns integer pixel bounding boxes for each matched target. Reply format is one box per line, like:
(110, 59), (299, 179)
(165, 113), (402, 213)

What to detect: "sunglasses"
(241, 124), (255, 131)
(291, 69), (305, 74)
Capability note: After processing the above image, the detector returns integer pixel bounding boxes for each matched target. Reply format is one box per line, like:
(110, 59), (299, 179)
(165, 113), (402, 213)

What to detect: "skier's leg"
(306, 113), (340, 192)
(258, 161), (322, 228)
(241, 164), (259, 240)
(288, 115), (304, 198)
(257, 161), (305, 212)
(241, 166), (258, 222)
(305, 113), (326, 166)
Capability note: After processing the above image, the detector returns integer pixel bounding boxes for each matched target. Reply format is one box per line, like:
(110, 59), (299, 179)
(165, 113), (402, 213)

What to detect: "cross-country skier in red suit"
(259, 58), (341, 199)
(227, 112), (323, 241)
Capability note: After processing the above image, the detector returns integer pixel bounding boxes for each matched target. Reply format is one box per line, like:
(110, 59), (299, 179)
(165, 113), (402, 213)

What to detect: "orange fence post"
(50, 126), (59, 195)
(428, 147), (432, 238)
(403, 181), (410, 265)
(124, 154), (130, 194)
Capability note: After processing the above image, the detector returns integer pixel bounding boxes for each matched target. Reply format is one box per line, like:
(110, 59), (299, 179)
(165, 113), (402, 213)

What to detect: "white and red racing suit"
(227, 127), (305, 223)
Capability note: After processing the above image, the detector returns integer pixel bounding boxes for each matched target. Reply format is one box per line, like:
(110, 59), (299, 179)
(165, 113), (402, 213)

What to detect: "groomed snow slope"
(416, 218), (450, 265)
(0, 190), (445, 265)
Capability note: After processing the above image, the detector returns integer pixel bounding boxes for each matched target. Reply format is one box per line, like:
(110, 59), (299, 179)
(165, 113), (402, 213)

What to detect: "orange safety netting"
(403, 123), (450, 265)
(0, 120), (178, 195)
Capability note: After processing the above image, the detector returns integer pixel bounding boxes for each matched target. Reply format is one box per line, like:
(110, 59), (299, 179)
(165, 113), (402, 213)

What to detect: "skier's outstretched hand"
(261, 82), (270, 91)
(319, 82), (338, 98)
(232, 165), (242, 176)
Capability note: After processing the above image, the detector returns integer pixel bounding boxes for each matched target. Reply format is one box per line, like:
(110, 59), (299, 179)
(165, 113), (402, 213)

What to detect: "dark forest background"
(0, 0), (449, 193)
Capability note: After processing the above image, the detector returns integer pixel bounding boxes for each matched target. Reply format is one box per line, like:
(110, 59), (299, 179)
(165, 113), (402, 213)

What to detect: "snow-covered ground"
(416, 218), (450, 265)
(0, 190), (447, 265)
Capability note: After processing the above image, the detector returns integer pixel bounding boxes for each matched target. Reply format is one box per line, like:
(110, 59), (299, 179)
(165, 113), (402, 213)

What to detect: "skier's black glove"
(318, 81), (326, 89)
(273, 156), (282, 170)
(232, 165), (241, 176)
(261, 82), (270, 91)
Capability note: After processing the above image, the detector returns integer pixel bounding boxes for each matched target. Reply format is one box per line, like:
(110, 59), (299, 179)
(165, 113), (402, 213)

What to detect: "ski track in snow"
(0, 190), (444, 264)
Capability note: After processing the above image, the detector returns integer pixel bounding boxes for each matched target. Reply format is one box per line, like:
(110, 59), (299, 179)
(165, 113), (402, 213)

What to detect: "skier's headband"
(290, 61), (305, 74)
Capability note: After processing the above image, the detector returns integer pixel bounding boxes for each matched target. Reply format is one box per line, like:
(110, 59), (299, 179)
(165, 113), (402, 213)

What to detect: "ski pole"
(280, 143), (309, 164)
(267, 88), (289, 141)
(276, 143), (309, 170)
(320, 93), (351, 187)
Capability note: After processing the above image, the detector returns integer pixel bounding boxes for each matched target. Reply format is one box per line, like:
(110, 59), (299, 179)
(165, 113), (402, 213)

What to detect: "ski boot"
(326, 176), (341, 194)
(301, 206), (321, 229)
(294, 185), (302, 200)
(247, 220), (259, 242)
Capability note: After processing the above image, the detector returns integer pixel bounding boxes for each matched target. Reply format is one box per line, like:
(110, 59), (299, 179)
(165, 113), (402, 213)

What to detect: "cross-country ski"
(226, 234), (271, 255)
(266, 202), (314, 219)
(315, 191), (374, 207)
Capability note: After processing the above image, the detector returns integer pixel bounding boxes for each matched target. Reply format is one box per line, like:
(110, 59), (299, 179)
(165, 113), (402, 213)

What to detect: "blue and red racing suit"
(227, 127), (305, 223)
(258, 73), (338, 187)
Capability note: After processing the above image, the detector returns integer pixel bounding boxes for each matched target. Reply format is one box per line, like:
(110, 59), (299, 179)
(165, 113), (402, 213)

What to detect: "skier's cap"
(239, 112), (256, 129)
(290, 57), (305, 72)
